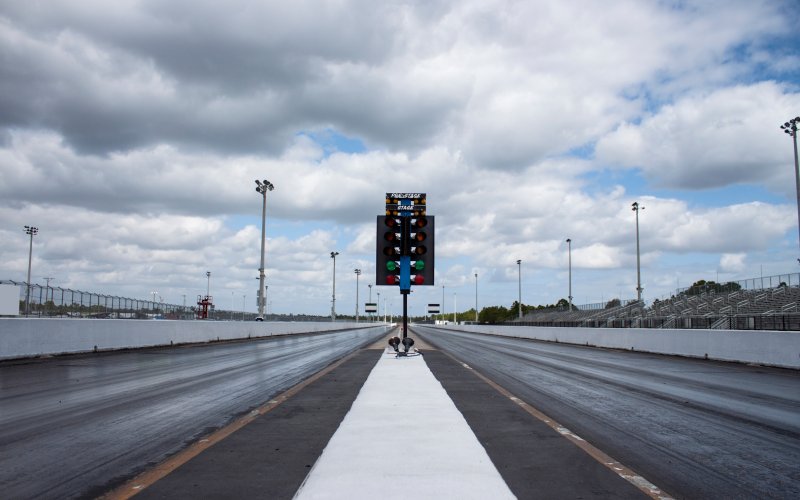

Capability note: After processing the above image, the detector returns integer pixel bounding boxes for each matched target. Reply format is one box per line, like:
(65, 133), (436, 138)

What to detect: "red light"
(386, 275), (398, 285)
(413, 275), (424, 285)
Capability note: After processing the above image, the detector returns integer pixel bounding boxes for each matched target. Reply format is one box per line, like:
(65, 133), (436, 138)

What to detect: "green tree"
(478, 305), (509, 324)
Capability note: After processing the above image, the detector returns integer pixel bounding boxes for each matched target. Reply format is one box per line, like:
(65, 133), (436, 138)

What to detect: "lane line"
(433, 345), (674, 500)
(99, 349), (365, 500)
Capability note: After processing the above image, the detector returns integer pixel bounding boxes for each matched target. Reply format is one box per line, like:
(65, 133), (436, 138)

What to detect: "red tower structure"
(196, 295), (213, 319)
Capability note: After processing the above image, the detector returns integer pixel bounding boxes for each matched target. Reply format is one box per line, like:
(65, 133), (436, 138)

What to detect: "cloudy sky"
(1, 0), (799, 317)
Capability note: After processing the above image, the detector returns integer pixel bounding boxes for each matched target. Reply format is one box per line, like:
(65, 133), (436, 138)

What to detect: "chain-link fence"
(0, 280), (264, 320)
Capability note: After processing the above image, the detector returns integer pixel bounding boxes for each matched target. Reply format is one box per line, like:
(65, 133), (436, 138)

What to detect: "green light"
(386, 261), (398, 271)
(414, 260), (424, 271)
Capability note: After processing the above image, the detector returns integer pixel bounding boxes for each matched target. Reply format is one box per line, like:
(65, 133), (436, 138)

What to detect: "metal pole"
(474, 273), (478, 323)
(516, 260), (522, 319)
(453, 293), (457, 323)
(24, 226), (37, 317)
(632, 202), (644, 302)
(259, 189), (266, 317)
(402, 292), (408, 338)
(566, 239), (573, 311)
(330, 252), (339, 321)
(354, 269), (361, 322)
(794, 123), (800, 256)
(781, 118), (800, 258)
(442, 284), (445, 323)
(255, 180), (273, 319)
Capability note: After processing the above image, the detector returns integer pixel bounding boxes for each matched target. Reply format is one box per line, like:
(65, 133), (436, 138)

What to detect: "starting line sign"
(365, 303), (378, 313)
(386, 193), (426, 217)
(427, 303), (440, 314)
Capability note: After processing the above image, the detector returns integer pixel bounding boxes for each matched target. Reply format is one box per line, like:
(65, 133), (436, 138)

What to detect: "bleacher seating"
(510, 282), (800, 329)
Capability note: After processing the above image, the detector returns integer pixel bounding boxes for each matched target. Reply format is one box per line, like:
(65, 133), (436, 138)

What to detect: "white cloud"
(595, 82), (800, 194)
(720, 253), (747, 273)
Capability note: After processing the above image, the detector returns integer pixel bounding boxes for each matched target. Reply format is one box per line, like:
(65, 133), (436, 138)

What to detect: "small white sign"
(0, 284), (21, 316)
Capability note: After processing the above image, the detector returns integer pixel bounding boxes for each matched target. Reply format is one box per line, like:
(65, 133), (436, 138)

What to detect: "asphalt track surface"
(0, 328), (385, 499)
(414, 326), (800, 499)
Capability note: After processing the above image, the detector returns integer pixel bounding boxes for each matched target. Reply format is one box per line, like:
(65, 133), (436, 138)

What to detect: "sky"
(1, 0), (799, 318)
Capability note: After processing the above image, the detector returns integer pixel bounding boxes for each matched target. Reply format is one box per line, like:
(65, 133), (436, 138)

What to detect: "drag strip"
(0, 328), (385, 499)
(414, 326), (800, 499)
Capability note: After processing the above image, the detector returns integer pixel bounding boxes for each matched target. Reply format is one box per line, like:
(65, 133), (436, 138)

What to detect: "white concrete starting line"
(294, 348), (515, 499)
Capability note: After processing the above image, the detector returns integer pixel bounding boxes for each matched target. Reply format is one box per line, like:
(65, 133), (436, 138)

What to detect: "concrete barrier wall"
(426, 324), (800, 369)
(0, 318), (392, 360)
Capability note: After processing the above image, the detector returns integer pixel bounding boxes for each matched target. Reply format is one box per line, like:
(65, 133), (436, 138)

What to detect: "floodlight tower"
(255, 179), (274, 320)
(354, 268), (361, 322)
(566, 238), (573, 311)
(474, 273), (478, 323)
(330, 251), (339, 321)
(516, 260), (522, 319)
(632, 202), (644, 302)
(780, 117), (800, 260)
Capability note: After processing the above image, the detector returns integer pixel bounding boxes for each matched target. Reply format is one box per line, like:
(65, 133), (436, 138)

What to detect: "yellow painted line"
(437, 349), (674, 500)
(99, 349), (364, 500)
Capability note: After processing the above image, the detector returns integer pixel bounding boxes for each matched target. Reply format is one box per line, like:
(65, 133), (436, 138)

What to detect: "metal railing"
(0, 280), (353, 322)
(2, 280), (193, 319)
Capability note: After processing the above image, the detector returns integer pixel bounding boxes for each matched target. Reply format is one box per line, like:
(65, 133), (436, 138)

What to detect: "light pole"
(206, 271), (212, 319)
(566, 238), (573, 311)
(330, 251), (339, 321)
(516, 260), (522, 319)
(377, 291), (381, 322)
(632, 202), (644, 302)
(453, 292), (457, 324)
(780, 117), (800, 260)
(474, 272), (478, 323)
(441, 284), (445, 323)
(23, 226), (38, 317)
(368, 284), (372, 321)
(255, 179), (274, 320)
(354, 268), (361, 322)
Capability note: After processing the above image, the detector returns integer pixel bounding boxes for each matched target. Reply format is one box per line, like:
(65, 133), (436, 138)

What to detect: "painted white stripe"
(294, 349), (515, 500)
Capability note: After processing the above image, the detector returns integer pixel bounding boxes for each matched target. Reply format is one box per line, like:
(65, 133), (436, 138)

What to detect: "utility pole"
(24, 226), (38, 317)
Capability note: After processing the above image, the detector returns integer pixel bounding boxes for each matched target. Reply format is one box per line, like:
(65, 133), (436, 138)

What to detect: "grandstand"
(511, 272), (800, 331)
